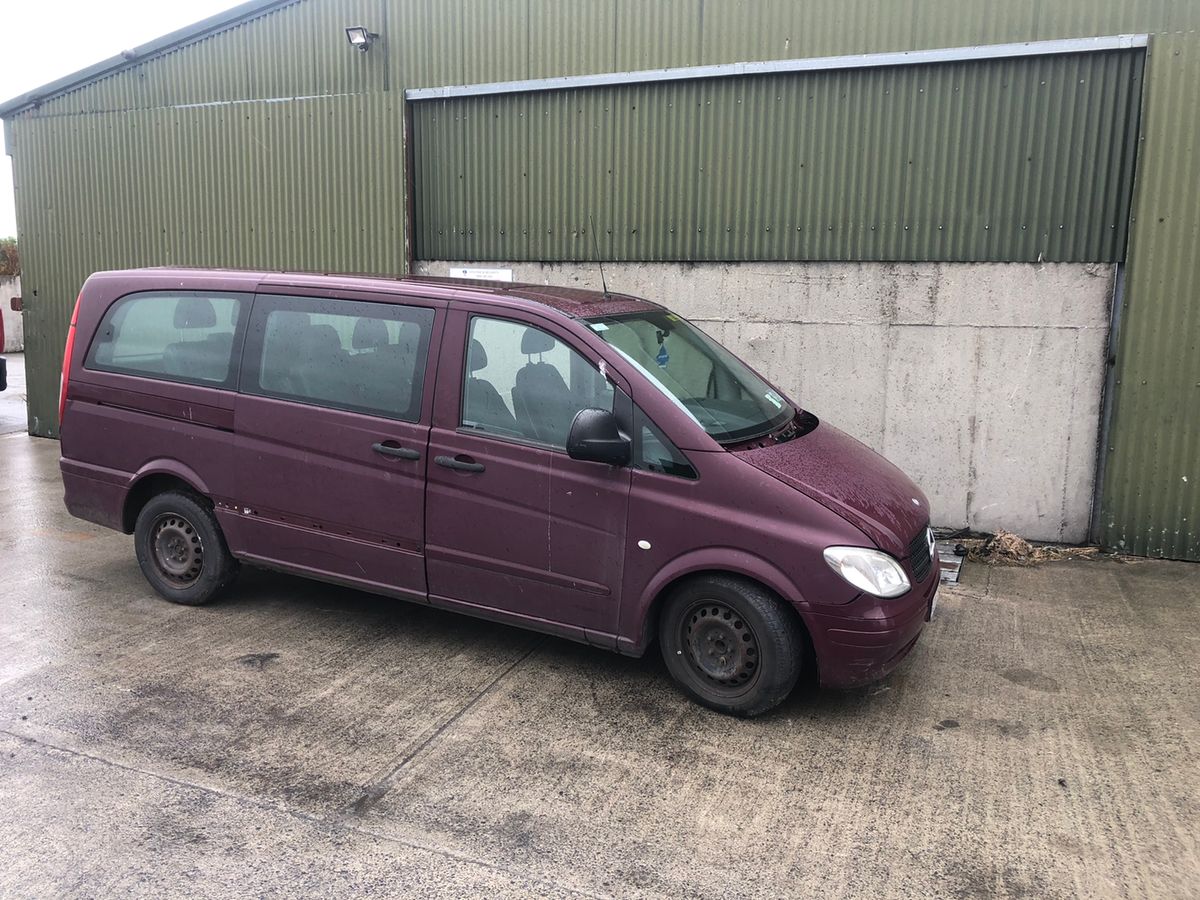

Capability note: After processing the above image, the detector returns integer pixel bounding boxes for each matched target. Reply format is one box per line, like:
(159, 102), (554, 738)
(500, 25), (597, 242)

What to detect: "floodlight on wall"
(345, 26), (378, 52)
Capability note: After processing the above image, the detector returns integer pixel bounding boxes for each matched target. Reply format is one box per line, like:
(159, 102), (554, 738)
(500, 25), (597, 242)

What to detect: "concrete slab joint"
(418, 261), (1115, 543)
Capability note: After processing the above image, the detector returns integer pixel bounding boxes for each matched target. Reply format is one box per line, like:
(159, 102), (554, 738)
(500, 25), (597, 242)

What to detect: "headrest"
(305, 323), (343, 352)
(521, 327), (556, 355)
(174, 297), (217, 329)
(275, 310), (311, 327)
(352, 317), (389, 350)
(468, 338), (488, 372)
(396, 320), (419, 348)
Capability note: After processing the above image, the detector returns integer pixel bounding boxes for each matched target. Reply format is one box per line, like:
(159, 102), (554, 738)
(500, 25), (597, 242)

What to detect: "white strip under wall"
(406, 34), (1148, 101)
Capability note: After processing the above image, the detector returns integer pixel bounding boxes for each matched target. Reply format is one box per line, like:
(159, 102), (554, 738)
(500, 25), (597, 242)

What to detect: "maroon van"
(59, 268), (938, 716)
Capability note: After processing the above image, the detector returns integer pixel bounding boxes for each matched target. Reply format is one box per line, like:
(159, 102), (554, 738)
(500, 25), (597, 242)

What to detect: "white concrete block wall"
(417, 261), (1114, 543)
(0, 275), (22, 352)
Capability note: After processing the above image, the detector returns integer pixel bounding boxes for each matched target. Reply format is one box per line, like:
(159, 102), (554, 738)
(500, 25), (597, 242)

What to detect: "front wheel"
(659, 575), (804, 717)
(134, 490), (239, 605)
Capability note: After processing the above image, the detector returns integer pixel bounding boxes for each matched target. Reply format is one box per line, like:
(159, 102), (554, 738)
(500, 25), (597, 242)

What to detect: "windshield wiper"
(716, 422), (782, 446)
(775, 410), (819, 442)
(718, 410), (817, 447)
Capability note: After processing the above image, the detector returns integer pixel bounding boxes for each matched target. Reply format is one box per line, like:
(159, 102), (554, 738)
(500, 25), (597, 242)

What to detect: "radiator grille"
(908, 525), (933, 583)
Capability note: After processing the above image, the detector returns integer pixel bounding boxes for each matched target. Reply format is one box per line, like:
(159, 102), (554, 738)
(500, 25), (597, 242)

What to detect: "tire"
(134, 490), (239, 606)
(659, 575), (803, 717)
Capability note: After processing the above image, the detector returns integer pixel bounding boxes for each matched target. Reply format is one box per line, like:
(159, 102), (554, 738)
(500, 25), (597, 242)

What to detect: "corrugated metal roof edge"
(405, 33), (1149, 100)
(2, 24), (1152, 119)
(0, 0), (299, 119)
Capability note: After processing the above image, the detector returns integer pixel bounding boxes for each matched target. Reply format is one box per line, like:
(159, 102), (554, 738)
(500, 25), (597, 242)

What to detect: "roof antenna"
(588, 215), (610, 297)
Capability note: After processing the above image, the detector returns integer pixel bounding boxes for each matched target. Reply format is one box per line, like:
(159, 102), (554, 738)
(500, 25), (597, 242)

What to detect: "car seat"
(162, 297), (231, 382)
(295, 323), (350, 403)
(352, 316), (389, 352)
(463, 338), (520, 434)
(354, 321), (422, 418)
(260, 310), (312, 395)
(511, 327), (576, 444)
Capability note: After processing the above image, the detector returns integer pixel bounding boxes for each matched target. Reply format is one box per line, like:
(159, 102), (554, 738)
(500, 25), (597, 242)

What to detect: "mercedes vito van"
(60, 268), (938, 716)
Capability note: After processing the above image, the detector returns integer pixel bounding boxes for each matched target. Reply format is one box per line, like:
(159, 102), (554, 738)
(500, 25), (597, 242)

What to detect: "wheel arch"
(620, 549), (816, 667)
(121, 462), (211, 533)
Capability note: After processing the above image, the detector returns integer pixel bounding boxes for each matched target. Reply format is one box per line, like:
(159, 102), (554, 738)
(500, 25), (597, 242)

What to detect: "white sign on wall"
(448, 266), (514, 282)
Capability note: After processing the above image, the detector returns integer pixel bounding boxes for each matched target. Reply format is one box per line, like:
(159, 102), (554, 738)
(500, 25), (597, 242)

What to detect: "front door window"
(462, 316), (613, 448)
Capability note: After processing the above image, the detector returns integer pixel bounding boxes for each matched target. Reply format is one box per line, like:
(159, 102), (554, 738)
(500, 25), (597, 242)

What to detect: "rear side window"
(243, 295), (435, 421)
(85, 292), (245, 387)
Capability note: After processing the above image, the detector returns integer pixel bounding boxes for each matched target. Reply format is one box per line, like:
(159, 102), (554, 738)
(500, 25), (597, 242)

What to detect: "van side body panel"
(615, 449), (937, 686)
(617, 451), (867, 646)
(424, 305), (633, 641)
(61, 272), (256, 533)
(222, 288), (446, 600)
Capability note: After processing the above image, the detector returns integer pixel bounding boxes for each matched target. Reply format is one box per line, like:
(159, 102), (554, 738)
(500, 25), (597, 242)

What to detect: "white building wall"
(0, 275), (22, 352)
(418, 261), (1114, 543)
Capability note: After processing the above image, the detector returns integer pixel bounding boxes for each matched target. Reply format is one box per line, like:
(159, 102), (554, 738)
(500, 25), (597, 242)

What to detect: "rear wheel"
(134, 490), (238, 605)
(659, 575), (803, 717)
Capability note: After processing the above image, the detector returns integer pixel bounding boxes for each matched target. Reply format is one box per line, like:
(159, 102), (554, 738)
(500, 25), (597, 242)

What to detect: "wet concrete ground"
(1, 431), (1197, 898)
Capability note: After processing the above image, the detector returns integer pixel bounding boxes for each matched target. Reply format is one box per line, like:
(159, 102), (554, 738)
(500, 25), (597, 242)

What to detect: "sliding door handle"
(435, 454), (485, 473)
(372, 441), (421, 460)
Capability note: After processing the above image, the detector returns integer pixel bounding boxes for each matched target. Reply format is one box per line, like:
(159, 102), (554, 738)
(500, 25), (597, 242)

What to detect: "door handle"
(435, 454), (485, 473)
(372, 441), (421, 460)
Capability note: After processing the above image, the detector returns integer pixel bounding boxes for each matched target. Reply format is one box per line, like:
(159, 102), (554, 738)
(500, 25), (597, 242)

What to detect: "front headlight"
(823, 546), (911, 598)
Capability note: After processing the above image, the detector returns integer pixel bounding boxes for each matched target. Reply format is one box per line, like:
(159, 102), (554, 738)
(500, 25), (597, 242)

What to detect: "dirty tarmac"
(1, 433), (1197, 898)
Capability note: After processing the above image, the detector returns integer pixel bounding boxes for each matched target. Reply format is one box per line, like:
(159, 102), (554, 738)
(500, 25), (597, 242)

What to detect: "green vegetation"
(0, 237), (18, 276)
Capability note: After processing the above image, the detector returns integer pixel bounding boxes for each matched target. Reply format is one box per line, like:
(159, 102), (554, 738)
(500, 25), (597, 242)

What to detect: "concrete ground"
(0, 351), (25, 434)
(1, 433), (1197, 899)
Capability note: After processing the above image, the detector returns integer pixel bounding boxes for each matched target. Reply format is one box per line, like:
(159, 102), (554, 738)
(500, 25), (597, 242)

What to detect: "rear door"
(226, 291), (444, 601)
(424, 306), (632, 642)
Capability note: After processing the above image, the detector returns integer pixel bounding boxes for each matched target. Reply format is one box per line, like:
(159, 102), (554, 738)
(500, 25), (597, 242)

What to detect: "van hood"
(732, 422), (930, 557)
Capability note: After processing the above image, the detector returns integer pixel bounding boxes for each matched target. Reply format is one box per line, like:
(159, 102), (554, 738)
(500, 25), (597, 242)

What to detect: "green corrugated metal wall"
(1104, 30), (1200, 559)
(4, 0), (1198, 560)
(413, 50), (1144, 262)
(10, 91), (406, 436)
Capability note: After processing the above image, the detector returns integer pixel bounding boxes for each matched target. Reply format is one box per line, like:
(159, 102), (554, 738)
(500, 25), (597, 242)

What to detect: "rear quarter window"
(85, 292), (245, 387)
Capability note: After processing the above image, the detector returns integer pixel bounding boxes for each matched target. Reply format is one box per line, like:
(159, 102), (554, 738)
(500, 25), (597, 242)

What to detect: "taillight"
(59, 293), (82, 429)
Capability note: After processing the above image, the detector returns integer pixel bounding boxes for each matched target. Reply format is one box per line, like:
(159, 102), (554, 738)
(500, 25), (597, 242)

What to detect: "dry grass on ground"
(958, 529), (1115, 566)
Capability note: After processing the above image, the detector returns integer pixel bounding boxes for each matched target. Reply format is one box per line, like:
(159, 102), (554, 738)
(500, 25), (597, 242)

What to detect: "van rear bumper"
(61, 458), (128, 532)
(805, 572), (937, 688)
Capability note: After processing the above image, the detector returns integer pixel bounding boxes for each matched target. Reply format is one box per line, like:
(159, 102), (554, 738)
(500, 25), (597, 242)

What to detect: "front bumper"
(805, 565), (938, 688)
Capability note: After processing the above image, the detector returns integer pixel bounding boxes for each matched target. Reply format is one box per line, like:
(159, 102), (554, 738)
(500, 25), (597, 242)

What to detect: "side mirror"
(567, 408), (631, 466)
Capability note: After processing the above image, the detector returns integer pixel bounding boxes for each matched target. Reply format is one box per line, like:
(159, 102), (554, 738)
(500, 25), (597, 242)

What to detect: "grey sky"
(0, 1), (240, 238)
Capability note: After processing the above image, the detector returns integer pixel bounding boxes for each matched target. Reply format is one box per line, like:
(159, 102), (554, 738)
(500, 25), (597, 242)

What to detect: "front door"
(425, 308), (631, 642)
(229, 292), (443, 601)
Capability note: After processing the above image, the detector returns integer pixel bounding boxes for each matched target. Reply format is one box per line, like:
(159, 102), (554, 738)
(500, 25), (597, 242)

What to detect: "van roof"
(89, 267), (659, 319)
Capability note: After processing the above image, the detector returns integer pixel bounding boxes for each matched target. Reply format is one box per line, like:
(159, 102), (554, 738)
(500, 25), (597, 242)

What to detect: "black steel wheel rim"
(682, 599), (760, 690)
(150, 513), (204, 585)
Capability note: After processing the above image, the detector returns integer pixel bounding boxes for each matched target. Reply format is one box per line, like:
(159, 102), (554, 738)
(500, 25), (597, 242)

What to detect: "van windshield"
(584, 311), (795, 444)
